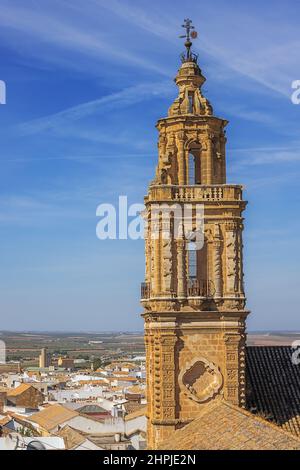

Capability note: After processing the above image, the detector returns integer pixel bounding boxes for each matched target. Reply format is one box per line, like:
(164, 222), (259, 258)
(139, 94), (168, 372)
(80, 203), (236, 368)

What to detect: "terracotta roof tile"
(124, 405), (146, 421)
(159, 400), (300, 450)
(56, 425), (85, 450)
(28, 404), (79, 431)
(246, 346), (300, 436)
(7, 383), (33, 397)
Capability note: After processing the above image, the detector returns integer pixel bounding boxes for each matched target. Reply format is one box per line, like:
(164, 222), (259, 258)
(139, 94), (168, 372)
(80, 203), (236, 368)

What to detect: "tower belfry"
(141, 20), (249, 449)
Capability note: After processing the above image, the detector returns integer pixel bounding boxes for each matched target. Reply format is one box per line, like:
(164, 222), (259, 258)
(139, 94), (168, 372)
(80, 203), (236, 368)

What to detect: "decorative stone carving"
(237, 223), (245, 295)
(179, 357), (223, 403)
(225, 224), (239, 293)
(162, 238), (173, 293)
(176, 234), (186, 297)
(160, 168), (168, 184)
(213, 224), (223, 297)
(167, 63), (213, 118)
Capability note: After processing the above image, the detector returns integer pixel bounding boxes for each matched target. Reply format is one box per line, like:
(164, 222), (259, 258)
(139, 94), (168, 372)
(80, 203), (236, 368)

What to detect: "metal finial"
(179, 18), (198, 63)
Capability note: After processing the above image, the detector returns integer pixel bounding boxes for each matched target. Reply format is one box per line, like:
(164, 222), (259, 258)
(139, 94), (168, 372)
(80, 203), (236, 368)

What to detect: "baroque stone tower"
(141, 20), (249, 449)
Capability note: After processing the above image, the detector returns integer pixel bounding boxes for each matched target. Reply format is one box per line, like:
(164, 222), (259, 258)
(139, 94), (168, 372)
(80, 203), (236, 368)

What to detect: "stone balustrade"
(148, 184), (242, 202)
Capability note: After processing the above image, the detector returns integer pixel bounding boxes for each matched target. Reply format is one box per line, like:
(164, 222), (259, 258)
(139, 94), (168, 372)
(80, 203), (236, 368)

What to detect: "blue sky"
(0, 0), (299, 331)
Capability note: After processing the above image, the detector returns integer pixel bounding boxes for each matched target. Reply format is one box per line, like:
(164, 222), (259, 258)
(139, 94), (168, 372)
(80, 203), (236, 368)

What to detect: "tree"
(92, 358), (102, 370)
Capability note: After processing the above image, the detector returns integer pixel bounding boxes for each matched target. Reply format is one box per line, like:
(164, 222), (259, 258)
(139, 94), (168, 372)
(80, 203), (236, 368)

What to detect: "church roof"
(246, 346), (300, 436)
(158, 400), (300, 450)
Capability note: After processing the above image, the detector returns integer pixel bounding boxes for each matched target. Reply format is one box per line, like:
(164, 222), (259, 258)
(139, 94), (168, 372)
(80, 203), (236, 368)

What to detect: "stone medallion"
(179, 357), (223, 403)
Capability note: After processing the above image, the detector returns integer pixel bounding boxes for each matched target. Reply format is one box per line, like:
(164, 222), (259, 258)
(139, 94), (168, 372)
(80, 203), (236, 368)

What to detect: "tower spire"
(179, 18), (198, 62)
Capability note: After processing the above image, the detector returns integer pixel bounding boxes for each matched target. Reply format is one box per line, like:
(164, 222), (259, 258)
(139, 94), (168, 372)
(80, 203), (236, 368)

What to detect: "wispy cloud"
(18, 81), (172, 135)
(96, 0), (299, 97)
(93, 0), (178, 42)
(1, 153), (155, 164)
(1, 0), (298, 98)
(230, 144), (300, 167)
(224, 106), (279, 126)
(0, 195), (90, 225)
(0, 1), (169, 75)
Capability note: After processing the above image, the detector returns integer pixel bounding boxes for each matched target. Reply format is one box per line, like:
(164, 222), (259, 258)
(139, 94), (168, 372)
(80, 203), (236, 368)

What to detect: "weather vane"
(180, 18), (198, 62)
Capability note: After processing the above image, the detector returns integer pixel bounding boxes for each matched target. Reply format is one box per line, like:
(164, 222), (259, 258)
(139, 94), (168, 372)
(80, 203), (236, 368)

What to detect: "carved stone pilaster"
(158, 133), (167, 161)
(150, 216), (161, 295)
(149, 331), (178, 423)
(213, 224), (223, 297)
(224, 333), (241, 406)
(205, 133), (214, 184)
(153, 334), (161, 421)
(144, 333), (153, 418)
(225, 222), (239, 295)
(144, 213), (151, 283)
(220, 133), (227, 183)
(162, 221), (173, 294)
(237, 223), (245, 295)
(176, 132), (186, 185)
(224, 329), (246, 407)
(176, 223), (186, 297)
(160, 334), (177, 422)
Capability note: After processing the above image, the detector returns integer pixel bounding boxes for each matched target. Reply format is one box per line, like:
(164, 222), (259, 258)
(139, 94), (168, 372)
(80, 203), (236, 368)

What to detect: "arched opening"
(188, 143), (202, 184)
(187, 241), (197, 279)
(188, 153), (196, 185)
(186, 234), (213, 297)
(188, 91), (194, 113)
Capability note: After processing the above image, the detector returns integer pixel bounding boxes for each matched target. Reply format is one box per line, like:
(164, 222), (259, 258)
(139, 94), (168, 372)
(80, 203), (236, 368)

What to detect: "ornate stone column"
(213, 224), (222, 297)
(149, 329), (178, 449)
(225, 222), (239, 295)
(151, 217), (161, 296)
(220, 133), (227, 184)
(176, 221), (186, 297)
(237, 223), (245, 295)
(153, 333), (162, 422)
(160, 333), (177, 423)
(224, 330), (246, 407)
(162, 219), (173, 294)
(144, 213), (151, 283)
(206, 133), (213, 184)
(144, 330), (153, 416)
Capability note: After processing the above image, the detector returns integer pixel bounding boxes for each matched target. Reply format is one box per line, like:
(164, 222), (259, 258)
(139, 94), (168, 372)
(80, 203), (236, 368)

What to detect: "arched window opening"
(188, 92), (194, 113)
(188, 241), (197, 279)
(188, 153), (195, 185)
(188, 151), (201, 185)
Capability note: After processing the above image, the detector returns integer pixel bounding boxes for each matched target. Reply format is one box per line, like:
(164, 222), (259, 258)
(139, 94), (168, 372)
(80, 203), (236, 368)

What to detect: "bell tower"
(141, 20), (249, 449)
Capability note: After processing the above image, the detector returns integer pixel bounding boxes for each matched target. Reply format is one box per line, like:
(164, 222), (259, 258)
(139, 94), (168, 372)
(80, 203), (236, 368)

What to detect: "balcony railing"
(187, 278), (215, 297)
(141, 279), (215, 299)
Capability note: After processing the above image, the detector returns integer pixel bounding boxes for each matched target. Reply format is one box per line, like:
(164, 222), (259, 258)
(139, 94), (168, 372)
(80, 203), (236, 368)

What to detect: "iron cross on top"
(180, 19), (198, 60)
(180, 18), (197, 42)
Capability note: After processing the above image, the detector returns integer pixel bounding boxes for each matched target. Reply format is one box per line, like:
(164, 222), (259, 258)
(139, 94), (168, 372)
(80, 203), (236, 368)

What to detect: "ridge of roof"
(7, 383), (33, 396)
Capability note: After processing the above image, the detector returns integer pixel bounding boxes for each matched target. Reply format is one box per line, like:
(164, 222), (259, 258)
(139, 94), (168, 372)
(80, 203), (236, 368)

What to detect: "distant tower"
(39, 348), (51, 368)
(141, 20), (249, 449)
